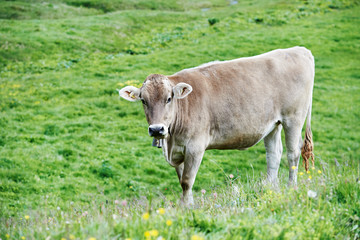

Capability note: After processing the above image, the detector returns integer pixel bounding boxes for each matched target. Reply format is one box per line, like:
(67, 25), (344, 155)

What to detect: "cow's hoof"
(180, 199), (194, 208)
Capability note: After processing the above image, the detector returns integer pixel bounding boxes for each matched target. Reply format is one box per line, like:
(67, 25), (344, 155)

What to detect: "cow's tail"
(301, 100), (314, 171)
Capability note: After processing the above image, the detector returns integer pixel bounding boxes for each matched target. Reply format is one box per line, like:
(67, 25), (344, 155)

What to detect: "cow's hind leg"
(283, 119), (303, 185)
(264, 124), (283, 185)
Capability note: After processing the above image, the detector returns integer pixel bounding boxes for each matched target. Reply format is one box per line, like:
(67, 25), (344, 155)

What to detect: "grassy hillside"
(0, 0), (359, 239)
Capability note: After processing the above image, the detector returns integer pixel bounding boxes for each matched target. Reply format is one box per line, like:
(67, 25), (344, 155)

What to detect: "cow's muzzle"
(148, 124), (168, 138)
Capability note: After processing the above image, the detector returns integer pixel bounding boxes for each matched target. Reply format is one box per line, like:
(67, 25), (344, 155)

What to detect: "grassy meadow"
(0, 0), (359, 239)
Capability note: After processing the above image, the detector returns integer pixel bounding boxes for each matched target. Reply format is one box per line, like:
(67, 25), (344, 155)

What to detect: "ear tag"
(130, 92), (136, 99)
(152, 138), (163, 148)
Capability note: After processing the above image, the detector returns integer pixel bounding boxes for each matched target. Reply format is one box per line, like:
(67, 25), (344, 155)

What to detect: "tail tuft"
(301, 126), (314, 171)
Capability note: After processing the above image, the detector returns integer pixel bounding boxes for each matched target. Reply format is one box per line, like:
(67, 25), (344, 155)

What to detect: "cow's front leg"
(175, 162), (184, 182)
(180, 149), (204, 206)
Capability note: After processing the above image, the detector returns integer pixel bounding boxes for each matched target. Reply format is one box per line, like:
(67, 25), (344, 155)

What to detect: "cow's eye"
(166, 97), (171, 104)
(141, 99), (147, 106)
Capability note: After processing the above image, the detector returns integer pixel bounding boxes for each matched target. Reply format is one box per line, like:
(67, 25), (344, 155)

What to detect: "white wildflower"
(307, 190), (317, 198)
(232, 185), (240, 195)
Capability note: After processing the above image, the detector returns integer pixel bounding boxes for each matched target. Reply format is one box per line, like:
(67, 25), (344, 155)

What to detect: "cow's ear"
(173, 83), (192, 99)
(118, 86), (140, 102)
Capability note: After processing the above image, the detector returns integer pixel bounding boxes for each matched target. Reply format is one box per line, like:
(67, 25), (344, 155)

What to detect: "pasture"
(0, 0), (359, 239)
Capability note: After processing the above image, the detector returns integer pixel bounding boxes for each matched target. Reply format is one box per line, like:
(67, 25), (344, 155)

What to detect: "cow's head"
(118, 74), (192, 139)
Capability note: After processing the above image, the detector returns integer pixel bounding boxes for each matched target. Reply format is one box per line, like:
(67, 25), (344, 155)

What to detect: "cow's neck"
(160, 98), (187, 167)
(162, 137), (172, 166)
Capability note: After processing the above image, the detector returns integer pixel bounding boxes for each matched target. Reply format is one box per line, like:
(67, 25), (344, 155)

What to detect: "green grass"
(0, 0), (359, 239)
(1, 164), (359, 239)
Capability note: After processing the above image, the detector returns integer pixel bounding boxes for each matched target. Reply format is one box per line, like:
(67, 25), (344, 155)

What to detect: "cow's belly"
(206, 121), (278, 150)
(207, 133), (263, 150)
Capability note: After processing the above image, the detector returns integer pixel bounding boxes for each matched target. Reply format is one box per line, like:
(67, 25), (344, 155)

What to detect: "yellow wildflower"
(191, 235), (204, 240)
(166, 219), (173, 226)
(306, 170), (311, 174)
(311, 167), (315, 170)
(269, 190), (273, 194)
(88, 238), (96, 240)
(6, 234), (10, 239)
(150, 230), (159, 237)
(158, 208), (165, 215)
(21, 237), (25, 240)
(318, 170), (322, 174)
(24, 215), (30, 220)
(299, 172), (304, 176)
(69, 234), (76, 240)
(142, 212), (150, 220)
(129, 186), (133, 189)
(291, 166), (296, 170)
(144, 231), (151, 238)
(61, 238), (66, 240)
(125, 238), (132, 240)
(308, 175), (312, 180)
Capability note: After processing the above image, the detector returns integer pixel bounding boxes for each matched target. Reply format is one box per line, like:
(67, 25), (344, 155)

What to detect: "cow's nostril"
(149, 127), (154, 136)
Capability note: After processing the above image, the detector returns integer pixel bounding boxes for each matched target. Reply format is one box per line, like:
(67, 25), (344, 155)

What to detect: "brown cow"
(119, 46), (315, 205)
